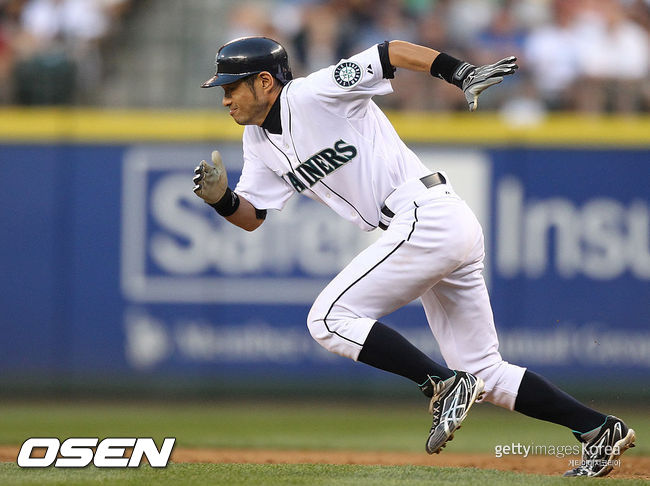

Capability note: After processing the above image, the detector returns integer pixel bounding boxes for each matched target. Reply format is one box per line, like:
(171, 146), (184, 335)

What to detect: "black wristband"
(209, 187), (240, 217)
(430, 53), (472, 88)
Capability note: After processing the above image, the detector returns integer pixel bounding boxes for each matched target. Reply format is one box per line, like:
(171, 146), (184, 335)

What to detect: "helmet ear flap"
(279, 61), (293, 84)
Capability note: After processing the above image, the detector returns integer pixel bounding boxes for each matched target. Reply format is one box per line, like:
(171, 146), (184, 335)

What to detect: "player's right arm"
(192, 150), (266, 232)
(387, 40), (440, 73)
(309, 40), (517, 114)
(387, 40), (518, 112)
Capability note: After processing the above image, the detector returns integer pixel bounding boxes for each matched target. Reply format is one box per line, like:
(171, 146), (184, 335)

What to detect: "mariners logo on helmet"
(333, 61), (363, 89)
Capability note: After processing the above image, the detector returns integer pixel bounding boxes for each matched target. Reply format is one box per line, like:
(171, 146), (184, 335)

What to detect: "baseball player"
(192, 36), (635, 477)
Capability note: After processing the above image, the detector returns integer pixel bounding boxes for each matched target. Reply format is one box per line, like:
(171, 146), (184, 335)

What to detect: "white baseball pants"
(307, 176), (526, 410)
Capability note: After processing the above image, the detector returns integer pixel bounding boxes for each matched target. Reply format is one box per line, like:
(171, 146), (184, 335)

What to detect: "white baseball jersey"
(234, 45), (430, 231)
(234, 44), (526, 410)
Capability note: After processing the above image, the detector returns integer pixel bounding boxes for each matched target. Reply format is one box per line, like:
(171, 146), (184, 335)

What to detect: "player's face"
(221, 76), (269, 126)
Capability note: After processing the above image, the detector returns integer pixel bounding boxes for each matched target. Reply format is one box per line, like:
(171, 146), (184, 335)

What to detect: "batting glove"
(193, 150), (229, 204)
(455, 56), (518, 112)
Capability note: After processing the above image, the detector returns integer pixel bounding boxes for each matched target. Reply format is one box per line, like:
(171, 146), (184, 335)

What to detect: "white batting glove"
(457, 56), (518, 112)
(192, 150), (228, 204)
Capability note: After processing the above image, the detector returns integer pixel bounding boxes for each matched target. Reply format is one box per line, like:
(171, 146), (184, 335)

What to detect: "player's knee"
(307, 300), (374, 360)
(306, 306), (330, 348)
(307, 297), (346, 347)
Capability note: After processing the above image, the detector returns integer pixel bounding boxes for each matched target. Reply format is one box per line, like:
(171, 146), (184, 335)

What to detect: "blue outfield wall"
(0, 143), (648, 388)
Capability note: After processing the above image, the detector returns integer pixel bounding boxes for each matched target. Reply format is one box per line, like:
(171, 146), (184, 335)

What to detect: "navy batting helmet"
(201, 36), (292, 88)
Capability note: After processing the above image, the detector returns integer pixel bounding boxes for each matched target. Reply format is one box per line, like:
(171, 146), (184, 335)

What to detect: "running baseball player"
(192, 36), (636, 477)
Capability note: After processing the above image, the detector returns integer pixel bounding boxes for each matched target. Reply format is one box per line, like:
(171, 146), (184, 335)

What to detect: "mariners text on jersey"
(235, 44), (430, 231)
(284, 140), (357, 192)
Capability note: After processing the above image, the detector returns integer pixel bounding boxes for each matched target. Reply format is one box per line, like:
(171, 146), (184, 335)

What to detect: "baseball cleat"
(425, 371), (485, 454)
(563, 416), (636, 477)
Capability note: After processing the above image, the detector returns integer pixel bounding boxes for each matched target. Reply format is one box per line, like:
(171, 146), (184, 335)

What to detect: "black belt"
(378, 172), (446, 230)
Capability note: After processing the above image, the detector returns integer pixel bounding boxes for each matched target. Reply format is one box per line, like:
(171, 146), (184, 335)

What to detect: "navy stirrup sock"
(357, 321), (454, 394)
(514, 370), (606, 435)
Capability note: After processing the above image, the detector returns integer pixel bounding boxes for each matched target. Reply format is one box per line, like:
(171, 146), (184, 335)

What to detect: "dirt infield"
(1, 445), (648, 479)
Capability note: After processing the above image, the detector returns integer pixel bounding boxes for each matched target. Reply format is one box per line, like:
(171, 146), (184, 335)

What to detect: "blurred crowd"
(227, 0), (650, 114)
(0, 0), (132, 104)
(1, 0), (650, 113)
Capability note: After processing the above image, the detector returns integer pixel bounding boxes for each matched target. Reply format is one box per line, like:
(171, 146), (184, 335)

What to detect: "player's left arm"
(387, 40), (517, 111)
(193, 150), (266, 232)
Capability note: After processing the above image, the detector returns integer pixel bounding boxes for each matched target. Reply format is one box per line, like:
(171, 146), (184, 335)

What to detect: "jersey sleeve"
(233, 129), (295, 211)
(306, 44), (394, 117)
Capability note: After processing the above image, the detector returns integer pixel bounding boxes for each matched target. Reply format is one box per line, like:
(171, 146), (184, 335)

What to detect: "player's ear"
(258, 71), (276, 92)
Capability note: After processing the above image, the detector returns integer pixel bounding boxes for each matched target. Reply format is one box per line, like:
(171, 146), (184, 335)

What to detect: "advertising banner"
(0, 143), (647, 385)
(489, 148), (650, 378)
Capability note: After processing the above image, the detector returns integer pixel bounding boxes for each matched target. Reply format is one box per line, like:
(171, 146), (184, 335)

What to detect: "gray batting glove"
(455, 56), (518, 112)
(192, 150), (228, 204)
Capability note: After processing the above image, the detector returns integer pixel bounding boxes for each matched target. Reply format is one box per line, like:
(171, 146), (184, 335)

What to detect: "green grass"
(0, 399), (647, 454)
(1, 463), (648, 486)
(0, 400), (647, 485)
